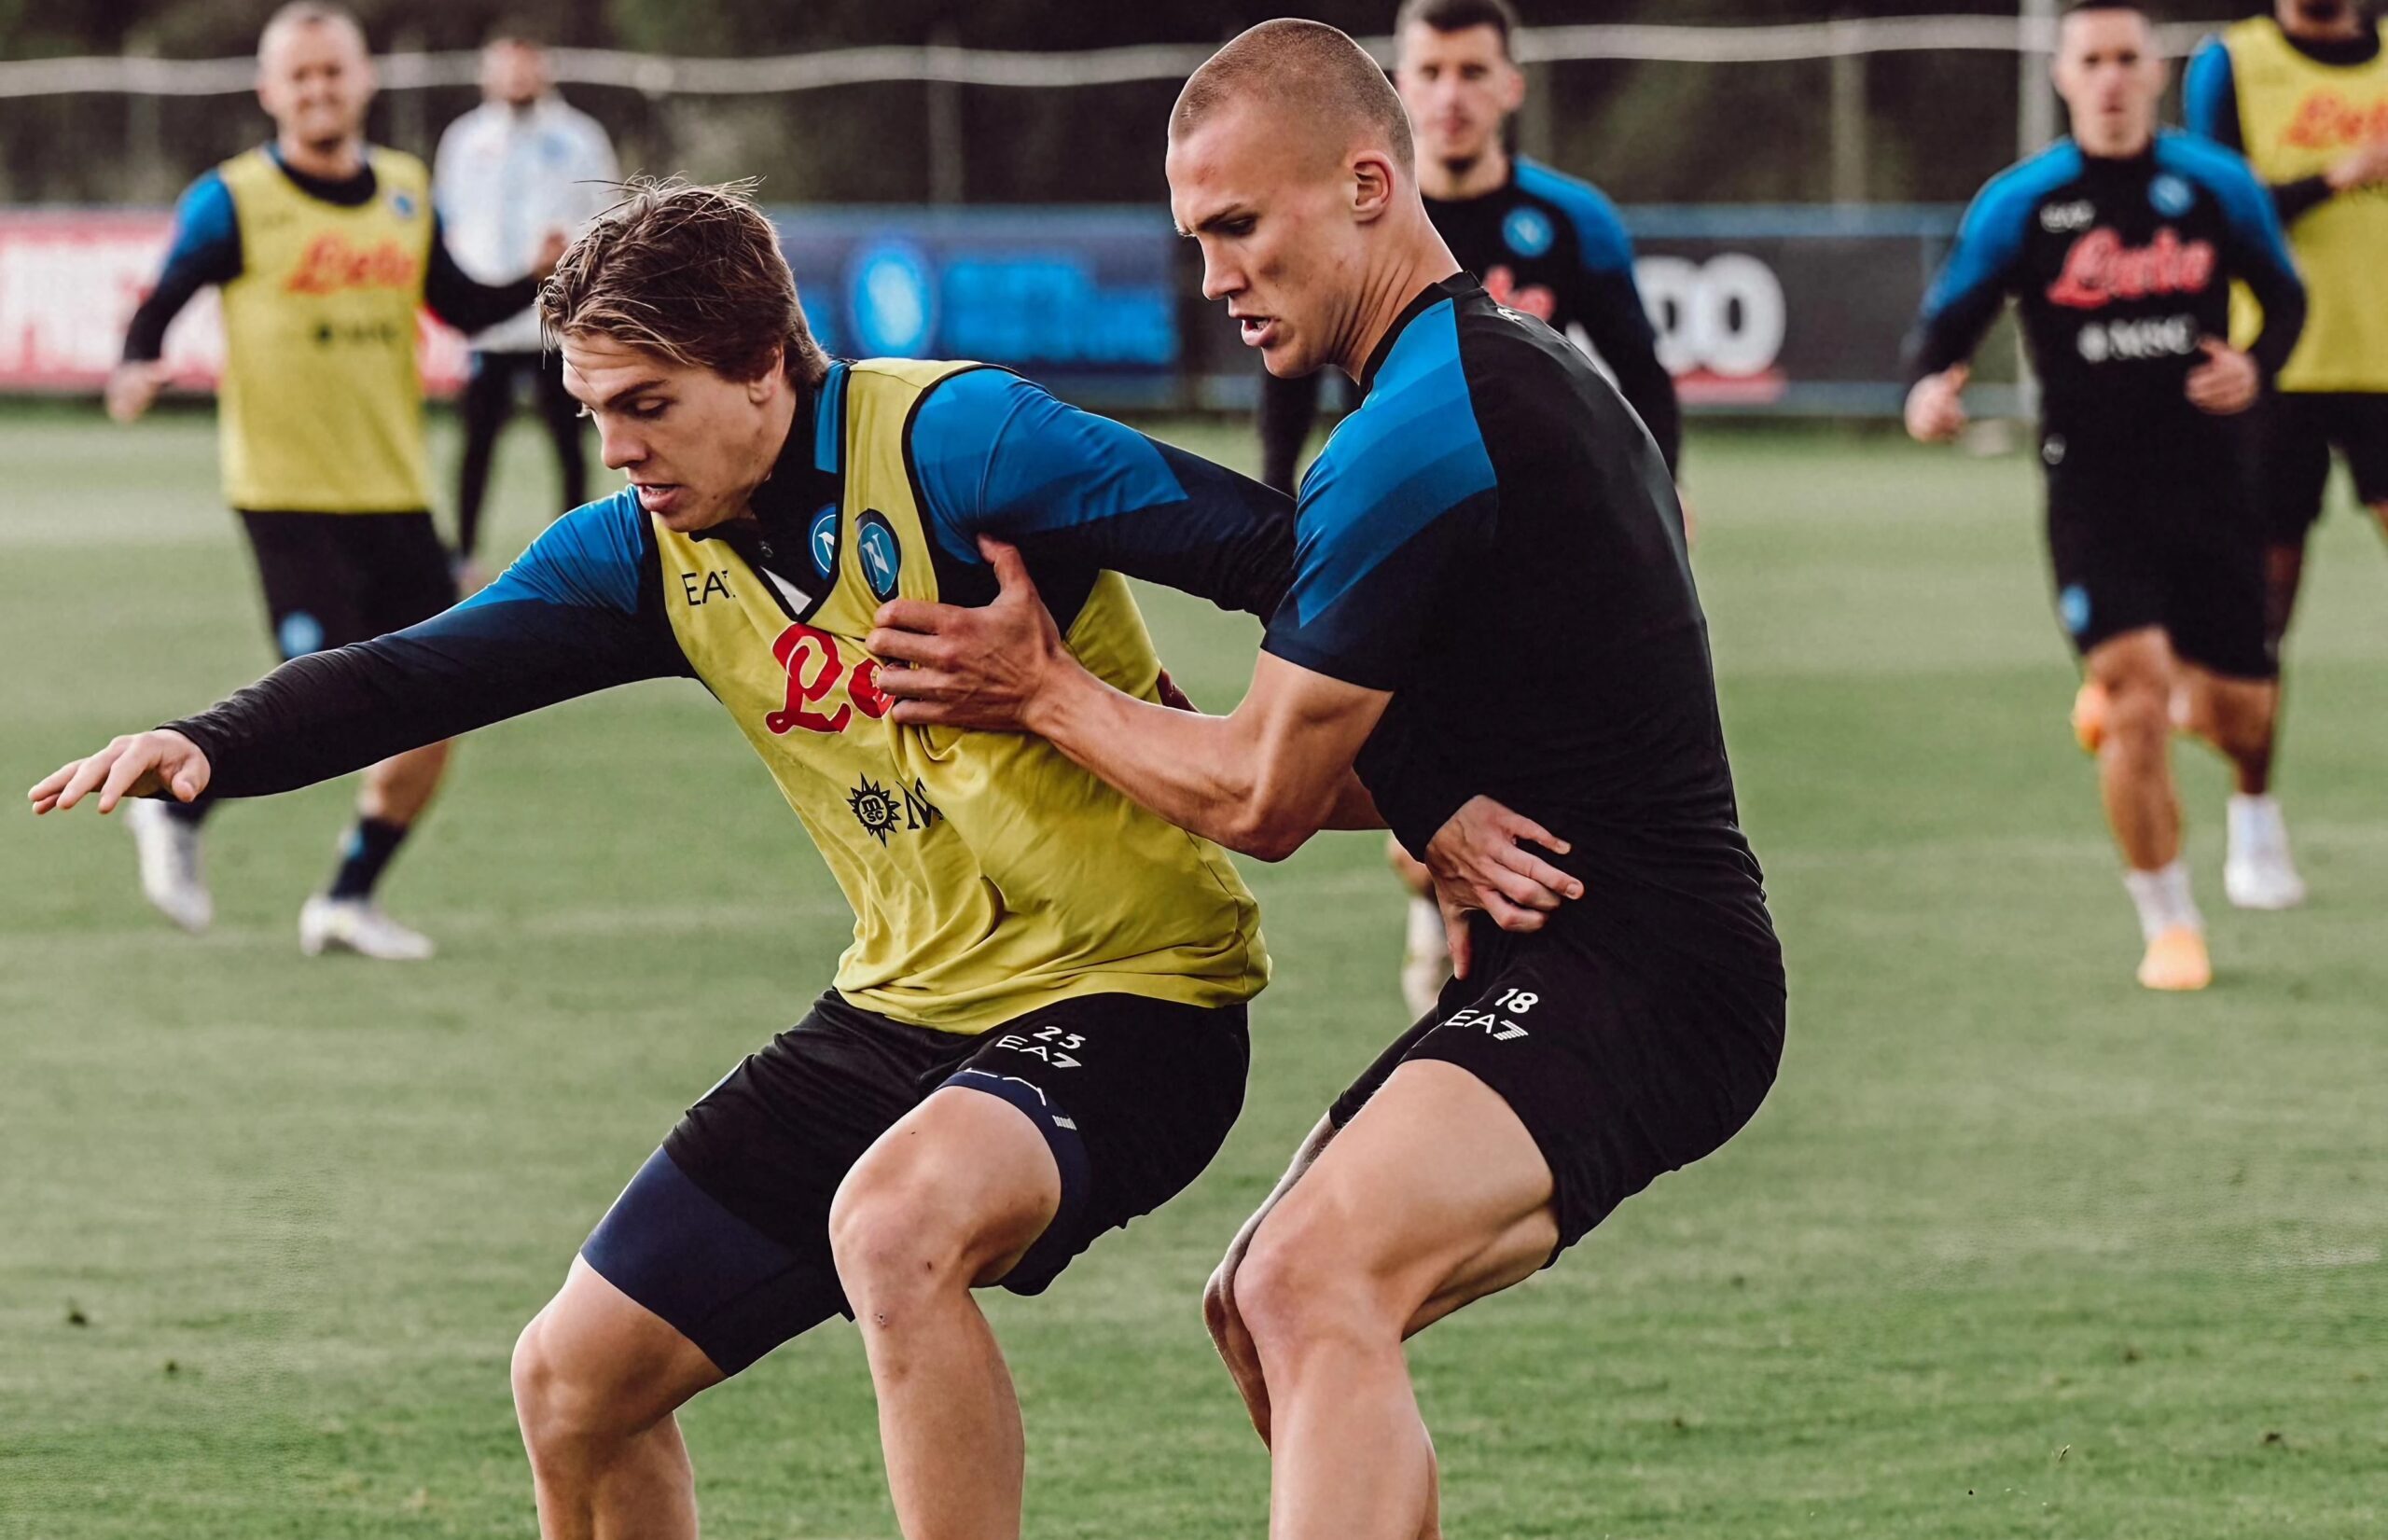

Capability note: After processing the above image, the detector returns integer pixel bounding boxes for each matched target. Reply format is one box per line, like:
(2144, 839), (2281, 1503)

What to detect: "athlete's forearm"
(2242, 263), (2308, 382)
(2271, 173), (2335, 226)
(120, 265), (209, 364)
(168, 601), (678, 798)
(424, 228), (540, 334)
(1578, 271), (1681, 475)
(1025, 663), (1344, 861)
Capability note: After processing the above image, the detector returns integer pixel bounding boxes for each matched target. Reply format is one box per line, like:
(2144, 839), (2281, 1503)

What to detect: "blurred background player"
(1905, 0), (2306, 991)
(106, 1), (554, 958)
(1280, 0), (1687, 1017)
(2185, 2), (2388, 756)
(435, 24), (618, 586)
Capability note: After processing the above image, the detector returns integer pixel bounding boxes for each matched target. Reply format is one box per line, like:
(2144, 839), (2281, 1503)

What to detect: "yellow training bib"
(2223, 18), (2388, 393)
(657, 359), (1269, 1034)
(215, 146), (435, 511)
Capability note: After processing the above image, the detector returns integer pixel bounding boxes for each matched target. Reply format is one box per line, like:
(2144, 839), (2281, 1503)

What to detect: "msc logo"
(854, 511), (903, 603)
(2040, 200), (2096, 233)
(1502, 206), (1556, 258)
(847, 771), (941, 846)
(285, 232), (420, 295)
(2046, 229), (2215, 310)
(2076, 314), (2199, 364)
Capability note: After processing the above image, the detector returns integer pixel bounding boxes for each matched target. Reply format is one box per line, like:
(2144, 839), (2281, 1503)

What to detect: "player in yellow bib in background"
(105, 2), (554, 957)
(2188, 0), (2388, 906)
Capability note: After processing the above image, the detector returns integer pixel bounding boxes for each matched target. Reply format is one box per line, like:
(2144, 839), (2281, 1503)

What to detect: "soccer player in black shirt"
(869, 22), (1781, 1536)
(1905, 0), (2307, 990)
(1256, 0), (1680, 498)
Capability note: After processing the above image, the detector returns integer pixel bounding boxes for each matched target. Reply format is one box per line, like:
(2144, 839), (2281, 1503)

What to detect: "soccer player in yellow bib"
(35, 178), (1554, 1540)
(105, 2), (553, 958)
(2187, 0), (2388, 897)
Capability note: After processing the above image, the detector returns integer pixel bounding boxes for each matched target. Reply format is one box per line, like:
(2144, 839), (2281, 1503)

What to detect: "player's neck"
(276, 132), (367, 183)
(732, 384), (805, 515)
(2076, 124), (2156, 161)
(2279, 7), (2363, 42)
(1419, 143), (1510, 202)
(1335, 218), (1465, 386)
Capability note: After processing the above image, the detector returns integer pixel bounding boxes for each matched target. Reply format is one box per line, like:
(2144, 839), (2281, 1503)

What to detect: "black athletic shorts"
(1327, 914), (1784, 1258)
(236, 509), (456, 660)
(2041, 437), (2274, 681)
(584, 989), (1249, 1375)
(2257, 392), (2388, 542)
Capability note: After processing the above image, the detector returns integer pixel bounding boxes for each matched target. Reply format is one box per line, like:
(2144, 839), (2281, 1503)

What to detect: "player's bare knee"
(1234, 1215), (1394, 1365)
(510, 1311), (616, 1454)
(826, 1176), (976, 1311)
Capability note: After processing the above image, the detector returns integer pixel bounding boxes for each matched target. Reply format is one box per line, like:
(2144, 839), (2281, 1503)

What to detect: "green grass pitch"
(4, 405), (2385, 1538)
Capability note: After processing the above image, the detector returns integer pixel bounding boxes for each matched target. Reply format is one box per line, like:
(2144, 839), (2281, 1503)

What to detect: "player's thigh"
(356, 512), (460, 638)
(2258, 393), (2341, 548)
(944, 994), (1252, 1297)
(2045, 465), (2166, 665)
(2083, 625), (2177, 698)
(609, 992), (958, 1373)
(830, 1082), (1064, 1289)
(1322, 929), (1784, 1284)
(519, 1252), (723, 1429)
(2321, 394), (2388, 517)
(1253, 1058), (1558, 1329)
(237, 509), (371, 659)
(2159, 488), (2277, 687)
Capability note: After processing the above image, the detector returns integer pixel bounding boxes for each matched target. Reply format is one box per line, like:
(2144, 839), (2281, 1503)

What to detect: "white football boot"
(126, 798), (213, 934)
(2224, 796), (2306, 910)
(298, 895), (436, 960)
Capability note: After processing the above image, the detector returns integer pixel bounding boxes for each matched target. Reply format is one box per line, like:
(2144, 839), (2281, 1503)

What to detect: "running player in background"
(1266, 0), (1689, 1016)
(436, 24), (619, 583)
(107, 1), (554, 958)
(2186, 2), (2388, 762)
(1256, 0), (1679, 500)
(1906, 0), (2308, 991)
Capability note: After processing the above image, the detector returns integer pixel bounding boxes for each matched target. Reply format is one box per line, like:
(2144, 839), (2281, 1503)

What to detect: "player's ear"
(744, 346), (784, 405)
(1350, 148), (1397, 223)
(1499, 59), (1527, 115)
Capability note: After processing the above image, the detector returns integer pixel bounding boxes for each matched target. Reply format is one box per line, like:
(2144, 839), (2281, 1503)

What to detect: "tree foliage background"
(1, 0), (2263, 207)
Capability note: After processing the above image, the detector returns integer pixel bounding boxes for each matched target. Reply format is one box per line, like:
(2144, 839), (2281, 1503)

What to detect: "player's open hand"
(868, 536), (1069, 732)
(2186, 338), (2259, 417)
(1903, 365), (1969, 443)
(1422, 796), (1585, 978)
(104, 362), (171, 424)
(29, 730), (211, 816)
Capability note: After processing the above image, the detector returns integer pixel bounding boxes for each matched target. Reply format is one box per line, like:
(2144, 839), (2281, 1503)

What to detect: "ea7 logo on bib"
(854, 511), (903, 603)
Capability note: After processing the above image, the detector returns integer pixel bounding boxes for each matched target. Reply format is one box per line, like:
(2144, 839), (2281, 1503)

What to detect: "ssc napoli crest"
(2147, 173), (2192, 219)
(854, 510), (903, 603)
(391, 190), (419, 220)
(809, 504), (840, 579)
(2059, 584), (2092, 636)
(1502, 206), (1555, 258)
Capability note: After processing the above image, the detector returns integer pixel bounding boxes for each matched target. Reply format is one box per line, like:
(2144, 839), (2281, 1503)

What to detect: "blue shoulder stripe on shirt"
(1921, 140), (2086, 320)
(908, 368), (1186, 562)
(1292, 299), (1496, 627)
(164, 169), (241, 284)
(2153, 131), (2298, 279)
(2181, 37), (2237, 142)
(460, 487), (646, 616)
(813, 361), (849, 474)
(1513, 158), (1635, 273)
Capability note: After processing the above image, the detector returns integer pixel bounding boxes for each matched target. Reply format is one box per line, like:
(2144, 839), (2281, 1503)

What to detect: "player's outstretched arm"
(29, 730), (209, 817)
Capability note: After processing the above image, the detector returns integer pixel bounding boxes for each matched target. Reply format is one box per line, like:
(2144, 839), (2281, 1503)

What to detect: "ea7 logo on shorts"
(1443, 987), (1539, 1042)
(993, 1025), (1087, 1068)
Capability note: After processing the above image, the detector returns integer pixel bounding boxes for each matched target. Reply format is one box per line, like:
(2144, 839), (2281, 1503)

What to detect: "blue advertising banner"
(768, 205), (1183, 409)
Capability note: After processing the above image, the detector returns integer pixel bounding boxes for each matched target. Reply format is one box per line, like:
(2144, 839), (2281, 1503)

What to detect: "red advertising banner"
(0, 209), (469, 394)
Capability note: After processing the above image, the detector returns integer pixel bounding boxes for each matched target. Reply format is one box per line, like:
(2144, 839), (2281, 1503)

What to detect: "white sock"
(1404, 894), (1446, 958)
(2228, 794), (2285, 861)
(2122, 861), (2201, 944)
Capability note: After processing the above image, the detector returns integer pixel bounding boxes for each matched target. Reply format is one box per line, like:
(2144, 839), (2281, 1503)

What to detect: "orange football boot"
(2136, 925), (2212, 992)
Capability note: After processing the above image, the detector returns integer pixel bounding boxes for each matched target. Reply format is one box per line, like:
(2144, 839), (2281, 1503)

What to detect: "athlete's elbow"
(1218, 805), (1316, 863)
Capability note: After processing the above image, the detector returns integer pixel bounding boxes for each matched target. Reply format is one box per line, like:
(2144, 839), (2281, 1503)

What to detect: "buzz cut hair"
(2059, 0), (2150, 19)
(258, 1), (367, 60)
(1173, 20), (1415, 173)
(1395, 0), (1525, 59)
(540, 176), (831, 389)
